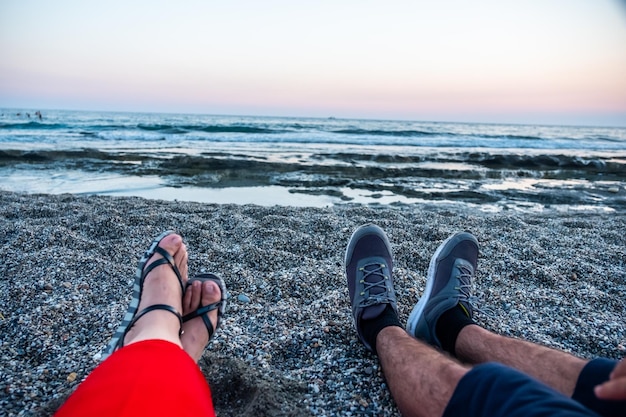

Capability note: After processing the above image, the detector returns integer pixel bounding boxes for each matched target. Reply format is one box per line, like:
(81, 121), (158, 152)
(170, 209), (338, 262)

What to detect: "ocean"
(1, 109), (625, 212)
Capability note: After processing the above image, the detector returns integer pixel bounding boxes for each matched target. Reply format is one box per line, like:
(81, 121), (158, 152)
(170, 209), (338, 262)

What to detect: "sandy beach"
(1, 191), (625, 416)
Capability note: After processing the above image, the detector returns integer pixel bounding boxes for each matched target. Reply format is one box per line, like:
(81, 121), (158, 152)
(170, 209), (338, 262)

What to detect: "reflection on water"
(481, 178), (539, 191)
(1, 167), (619, 213)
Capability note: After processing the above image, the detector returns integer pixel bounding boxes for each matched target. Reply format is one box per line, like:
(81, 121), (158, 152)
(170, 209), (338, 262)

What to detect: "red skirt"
(55, 340), (216, 417)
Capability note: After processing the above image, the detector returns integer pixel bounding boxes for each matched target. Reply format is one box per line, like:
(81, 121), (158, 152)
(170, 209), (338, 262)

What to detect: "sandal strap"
(142, 247), (185, 294)
(182, 301), (222, 338)
(182, 302), (221, 321)
(127, 304), (183, 336)
(202, 314), (214, 340)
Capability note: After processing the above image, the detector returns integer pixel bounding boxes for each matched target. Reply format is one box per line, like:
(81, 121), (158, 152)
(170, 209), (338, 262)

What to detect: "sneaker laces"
(358, 263), (394, 308)
(456, 264), (494, 317)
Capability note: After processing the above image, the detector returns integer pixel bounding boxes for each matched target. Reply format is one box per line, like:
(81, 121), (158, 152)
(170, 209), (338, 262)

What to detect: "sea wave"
(2, 111), (626, 153)
(1, 147), (624, 179)
(0, 122), (583, 143)
(331, 128), (440, 137)
(0, 121), (69, 130)
(136, 124), (282, 134)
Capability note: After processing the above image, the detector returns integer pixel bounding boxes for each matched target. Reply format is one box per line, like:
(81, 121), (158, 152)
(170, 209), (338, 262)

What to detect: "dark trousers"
(443, 359), (625, 417)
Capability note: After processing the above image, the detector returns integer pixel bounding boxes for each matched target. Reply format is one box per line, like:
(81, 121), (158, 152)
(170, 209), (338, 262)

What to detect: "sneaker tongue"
(361, 264), (386, 319)
(362, 304), (385, 319)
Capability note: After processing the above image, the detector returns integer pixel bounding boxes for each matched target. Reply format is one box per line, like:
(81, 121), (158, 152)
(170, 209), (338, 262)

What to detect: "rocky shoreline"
(1, 191), (625, 416)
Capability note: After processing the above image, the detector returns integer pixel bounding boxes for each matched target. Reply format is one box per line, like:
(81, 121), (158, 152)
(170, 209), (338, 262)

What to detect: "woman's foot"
(123, 233), (189, 347)
(181, 279), (222, 362)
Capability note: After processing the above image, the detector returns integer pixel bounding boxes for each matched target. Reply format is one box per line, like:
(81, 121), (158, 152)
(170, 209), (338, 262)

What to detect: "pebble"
(237, 294), (251, 303)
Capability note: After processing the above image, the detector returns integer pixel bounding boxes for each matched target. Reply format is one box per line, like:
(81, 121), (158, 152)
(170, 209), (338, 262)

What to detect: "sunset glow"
(1, 0), (625, 125)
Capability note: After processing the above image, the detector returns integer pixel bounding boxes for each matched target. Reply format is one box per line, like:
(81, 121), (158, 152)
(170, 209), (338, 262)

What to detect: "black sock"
(361, 304), (402, 354)
(436, 305), (475, 356)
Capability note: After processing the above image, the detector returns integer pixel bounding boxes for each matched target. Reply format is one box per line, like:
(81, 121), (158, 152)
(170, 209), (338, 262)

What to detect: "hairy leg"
(455, 324), (587, 396)
(376, 326), (468, 417)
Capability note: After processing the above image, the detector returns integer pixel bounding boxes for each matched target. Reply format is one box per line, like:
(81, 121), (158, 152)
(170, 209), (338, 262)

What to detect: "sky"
(1, 0), (625, 126)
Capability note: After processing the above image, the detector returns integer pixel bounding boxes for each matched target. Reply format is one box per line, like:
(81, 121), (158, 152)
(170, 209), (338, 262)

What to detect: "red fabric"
(55, 340), (216, 417)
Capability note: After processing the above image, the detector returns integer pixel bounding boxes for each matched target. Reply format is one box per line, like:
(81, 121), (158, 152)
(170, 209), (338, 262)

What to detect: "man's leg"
(456, 324), (586, 395)
(376, 327), (602, 417)
(344, 224), (467, 417)
(407, 230), (588, 396)
(407, 231), (625, 417)
(455, 326), (625, 416)
(346, 226), (602, 417)
(376, 326), (468, 417)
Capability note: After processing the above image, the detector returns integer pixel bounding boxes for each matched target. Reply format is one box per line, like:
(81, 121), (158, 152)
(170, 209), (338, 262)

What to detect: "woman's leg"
(55, 233), (217, 417)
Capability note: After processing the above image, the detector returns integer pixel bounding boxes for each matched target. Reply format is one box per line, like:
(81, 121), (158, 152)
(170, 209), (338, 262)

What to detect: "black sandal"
(182, 273), (227, 342)
(103, 231), (185, 359)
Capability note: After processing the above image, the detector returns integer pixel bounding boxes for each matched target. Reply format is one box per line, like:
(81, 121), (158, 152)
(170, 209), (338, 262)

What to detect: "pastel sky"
(1, 0), (625, 126)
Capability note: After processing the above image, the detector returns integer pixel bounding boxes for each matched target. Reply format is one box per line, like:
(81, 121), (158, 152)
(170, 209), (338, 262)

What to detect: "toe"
(203, 280), (221, 305)
(144, 233), (188, 286)
(180, 278), (223, 362)
(158, 233), (183, 256)
(183, 280), (203, 314)
(202, 280), (222, 331)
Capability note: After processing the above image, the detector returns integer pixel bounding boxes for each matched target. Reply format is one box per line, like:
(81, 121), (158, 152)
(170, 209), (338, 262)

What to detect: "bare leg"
(456, 324), (587, 396)
(123, 234), (188, 347)
(181, 279), (222, 362)
(376, 326), (469, 417)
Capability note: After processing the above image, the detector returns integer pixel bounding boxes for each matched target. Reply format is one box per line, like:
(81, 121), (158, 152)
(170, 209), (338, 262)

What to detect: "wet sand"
(1, 191), (625, 416)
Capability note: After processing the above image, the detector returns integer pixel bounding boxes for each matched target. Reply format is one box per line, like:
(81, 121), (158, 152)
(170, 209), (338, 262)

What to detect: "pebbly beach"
(1, 190), (625, 416)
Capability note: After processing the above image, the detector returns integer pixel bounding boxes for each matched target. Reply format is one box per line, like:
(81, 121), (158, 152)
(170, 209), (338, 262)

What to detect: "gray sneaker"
(407, 231), (479, 348)
(345, 224), (397, 352)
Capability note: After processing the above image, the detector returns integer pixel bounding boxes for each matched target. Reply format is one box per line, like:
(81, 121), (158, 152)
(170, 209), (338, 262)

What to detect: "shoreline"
(1, 179), (623, 214)
(1, 191), (625, 416)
